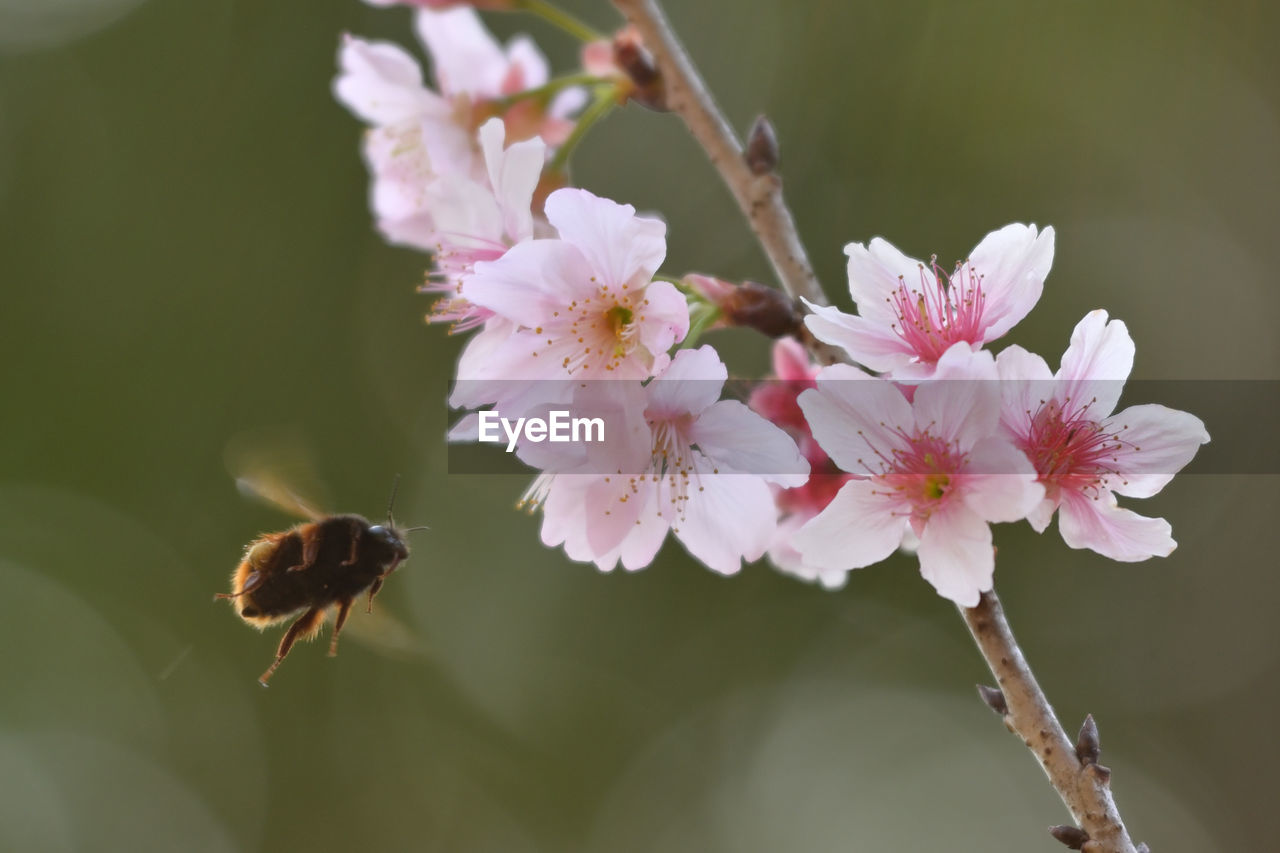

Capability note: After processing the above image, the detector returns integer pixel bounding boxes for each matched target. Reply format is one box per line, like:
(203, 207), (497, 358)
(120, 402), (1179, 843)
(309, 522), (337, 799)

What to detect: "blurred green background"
(1, 0), (1276, 850)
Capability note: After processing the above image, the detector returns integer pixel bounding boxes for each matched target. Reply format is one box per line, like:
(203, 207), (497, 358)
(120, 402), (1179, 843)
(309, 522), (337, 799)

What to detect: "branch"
(611, 0), (827, 310)
(963, 590), (1138, 853)
(605, 6), (1144, 847)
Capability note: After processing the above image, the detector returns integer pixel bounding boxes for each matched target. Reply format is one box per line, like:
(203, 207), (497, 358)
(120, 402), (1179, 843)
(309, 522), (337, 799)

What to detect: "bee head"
(368, 524), (410, 563)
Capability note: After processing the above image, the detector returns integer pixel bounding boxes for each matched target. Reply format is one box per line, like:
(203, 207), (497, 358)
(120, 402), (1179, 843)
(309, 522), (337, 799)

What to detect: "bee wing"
(225, 428), (331, 521)
(346, 606), (428, 662)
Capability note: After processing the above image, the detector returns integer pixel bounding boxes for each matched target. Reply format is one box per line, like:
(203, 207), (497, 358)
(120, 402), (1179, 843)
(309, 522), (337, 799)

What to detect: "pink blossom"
(334, 7), (577, 250)
(804, 224), (1055, 380)
(793, 345), (1044, 606)
(453, 188), (690, 403)
(522, 346), (810, 573)
(420, 118), (545, 331)
(996, 310), (1209, 561)
(748, 338), (855, 588)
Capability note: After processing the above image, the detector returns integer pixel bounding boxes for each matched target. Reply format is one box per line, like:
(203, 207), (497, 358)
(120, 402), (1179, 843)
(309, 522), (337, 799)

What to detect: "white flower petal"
(673, 459), (778, 574)
(1057, 310), (1133, 418)
(801, 299), (912, 373)
(911, 345), (1000, 451)
(961, 437), (1044, 522)
(478, 118), (544, 243)
(844, 237), (927, 326)
(334, 36), (441, 125)
(543, 189), (667, 287)
(916, 503), (994, 607)
(967, 223), (1054, 342)
(645, 346), (726, 418)
(1103, 404), (1209, 498)
(689, 400), (809, 487)
(415, 7), (507, 98)
(1058, 491), (1175, 561)
(791, 479), (906, 571)
(798, 365), (912, 476)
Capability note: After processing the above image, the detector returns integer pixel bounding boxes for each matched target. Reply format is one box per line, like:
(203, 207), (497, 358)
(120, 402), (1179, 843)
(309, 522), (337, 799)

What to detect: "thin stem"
(548, 89), (617, 173)
(515, 0), (605, 42)
(962, 590), (1137, 853)
(611, 0), (826, 310)
(612, 2), (1143, 849)
(494, 72), (611, 109)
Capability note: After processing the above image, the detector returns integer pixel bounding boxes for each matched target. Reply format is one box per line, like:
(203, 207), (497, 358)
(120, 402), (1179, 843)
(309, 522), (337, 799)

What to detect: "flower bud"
(613, 28), (666, 110)
(745, 115), (780, 175)
(686, 275), (803, 339)
(1048, 825), (1089, 849)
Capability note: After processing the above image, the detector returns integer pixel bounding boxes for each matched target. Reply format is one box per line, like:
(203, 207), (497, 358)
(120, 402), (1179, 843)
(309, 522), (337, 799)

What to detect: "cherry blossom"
(452, 188), (689, 407)
(793, 345), (1044, 606)
(748, 338), (855, 589)
(804, 224), (1055, 380)
(334, 6), (577, 250)
(521, 346), (809, 573)
(996, 310), (1209, 561)
(420, 118), (546, 331)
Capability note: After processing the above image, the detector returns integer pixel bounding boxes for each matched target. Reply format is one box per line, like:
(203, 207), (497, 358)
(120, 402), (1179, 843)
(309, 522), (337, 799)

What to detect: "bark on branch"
(611, 0), (827, 310)
(962, 591), (1137, 852)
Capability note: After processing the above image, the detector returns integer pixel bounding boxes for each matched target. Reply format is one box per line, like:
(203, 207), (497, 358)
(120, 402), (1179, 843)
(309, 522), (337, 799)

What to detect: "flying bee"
(217, 474), (426, 686)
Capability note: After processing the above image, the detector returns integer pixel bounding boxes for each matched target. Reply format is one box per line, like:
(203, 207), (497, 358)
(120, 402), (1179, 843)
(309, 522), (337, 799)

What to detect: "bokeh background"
(1, 0), (1277, 850)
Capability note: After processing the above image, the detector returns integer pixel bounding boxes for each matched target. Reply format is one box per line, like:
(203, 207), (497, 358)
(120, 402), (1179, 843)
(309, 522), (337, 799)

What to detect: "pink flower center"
(538, 279), (651, 375)
(1018, 398), (1129, 500)
(889, 257), (987, 363)
(422, 237), (507, 332)
(865, 429), (968, 526)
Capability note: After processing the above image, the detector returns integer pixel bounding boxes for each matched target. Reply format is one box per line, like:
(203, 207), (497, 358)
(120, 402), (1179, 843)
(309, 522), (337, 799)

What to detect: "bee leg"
(341, 520), (363, 566)
(258, 606), (325, 687)
(366, 577), (385, 613)
(213, 570), (264, 601)
(287, 526), (321, 572)
(328, 597), (354, 657)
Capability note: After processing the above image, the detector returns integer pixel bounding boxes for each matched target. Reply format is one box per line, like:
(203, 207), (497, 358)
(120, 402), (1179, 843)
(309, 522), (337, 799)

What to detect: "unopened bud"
(688, 275), (802, 339)
(613, 30), (665, 110)
(1048, 825), (1089, 849)
(976, 684), (1008, 716)
(1076, 714), (1100, 765)
(745, 115), (780, 175)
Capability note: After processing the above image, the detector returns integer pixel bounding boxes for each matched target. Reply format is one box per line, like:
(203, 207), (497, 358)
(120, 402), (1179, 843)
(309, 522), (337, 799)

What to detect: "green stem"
(514, 0), (605, 42)
(548, 89), (617, 172)
(494, 72), (610, 109)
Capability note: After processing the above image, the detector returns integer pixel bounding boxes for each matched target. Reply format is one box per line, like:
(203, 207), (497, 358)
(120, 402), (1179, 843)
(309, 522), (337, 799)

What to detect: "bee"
(217, 474), (426, 686)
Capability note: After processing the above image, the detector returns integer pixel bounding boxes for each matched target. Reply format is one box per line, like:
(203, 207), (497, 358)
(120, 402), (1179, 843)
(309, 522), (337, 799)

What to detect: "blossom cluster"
(335, 1), (1208, 606)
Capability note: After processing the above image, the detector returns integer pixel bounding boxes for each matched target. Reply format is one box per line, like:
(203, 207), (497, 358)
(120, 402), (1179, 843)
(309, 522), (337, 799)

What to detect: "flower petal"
(543, 188), (667, 286)
(334, 36), (442, 125)
(995, 344), (1054, 442)
(966, 223), (1054, 342)
(961, 437), (1043, 522)
(673, 457), (778, 574)
(464, 239), (594, 320)
(798, 365), (913, 475)
(478, 118), (544, 243)
(911, 344), (1000, 451)
(791, 479), (906, 571)
(801, 300), (913, 373)
(415, 7), (507, 98)
(645, 346), (726, 418)
(635, 279), (691, 356)
(1057, 491), (1175, 561)
(916, 503), (994, 607)
(1057, 310), (1133, 418)
(844, 237), (926, 326)
(689, 400), (810, 487)
(1103, 403), (1210, 498)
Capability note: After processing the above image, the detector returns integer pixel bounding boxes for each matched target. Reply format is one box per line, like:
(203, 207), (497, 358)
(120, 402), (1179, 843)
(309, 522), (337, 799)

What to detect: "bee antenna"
(385, 474), (402, 526)
(402, 525), (431, 534)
